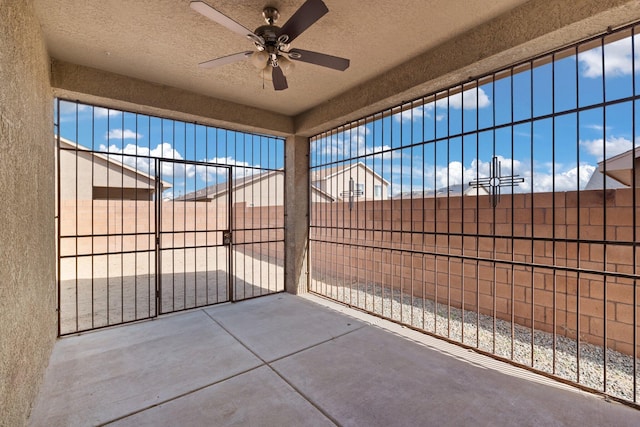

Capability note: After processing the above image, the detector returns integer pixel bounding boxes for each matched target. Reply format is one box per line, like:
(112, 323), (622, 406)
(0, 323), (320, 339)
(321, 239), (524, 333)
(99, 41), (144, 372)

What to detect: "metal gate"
(57, 149), (233, 335)
(56, 100), (285, 335)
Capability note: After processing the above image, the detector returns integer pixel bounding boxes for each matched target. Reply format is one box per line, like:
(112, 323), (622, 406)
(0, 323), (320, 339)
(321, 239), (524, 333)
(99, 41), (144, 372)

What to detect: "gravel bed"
(312, 280), (639, 403)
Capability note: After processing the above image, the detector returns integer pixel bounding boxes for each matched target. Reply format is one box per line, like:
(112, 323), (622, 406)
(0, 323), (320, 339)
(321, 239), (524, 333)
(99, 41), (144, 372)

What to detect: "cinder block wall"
(310, 188), (639, 356)
(58, 200), (282, 256)
(0, 1), (56, 425)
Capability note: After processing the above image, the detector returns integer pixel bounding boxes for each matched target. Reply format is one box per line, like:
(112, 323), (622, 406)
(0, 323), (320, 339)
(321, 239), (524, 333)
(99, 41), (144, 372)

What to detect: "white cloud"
(579, 136), (633, 161)
(96, 142), (264, 190)
(314, 125), (410, 163)
(106, 129), (142, 140)
(391, 88), (491, 123)
(98, 142), (194, 179)
(583, 124), (611, 132)
(416, 155), (595, 195)
(532, 164), (595, 192)
(393, 105), (425, 123)
(58, 101), (89, 115)
(95, 107), (123, 118)
(195, 157), (261, 182)
(579, 35), (639, 78)
(446, 88), (491, 110)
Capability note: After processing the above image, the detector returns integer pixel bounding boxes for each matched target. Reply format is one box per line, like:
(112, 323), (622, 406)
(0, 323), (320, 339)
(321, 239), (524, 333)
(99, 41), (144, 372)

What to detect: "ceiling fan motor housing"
(254, 22), (292, 66)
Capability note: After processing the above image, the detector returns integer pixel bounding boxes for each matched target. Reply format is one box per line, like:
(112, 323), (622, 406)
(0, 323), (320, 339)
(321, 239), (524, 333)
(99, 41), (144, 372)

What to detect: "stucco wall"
(0, 1), (56, 425)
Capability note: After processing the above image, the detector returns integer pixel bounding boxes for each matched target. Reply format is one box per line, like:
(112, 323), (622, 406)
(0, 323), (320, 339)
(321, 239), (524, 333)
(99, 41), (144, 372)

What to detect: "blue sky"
(56, 102), (285, 198)
(57, 33), (639, 198)
(311, 34), (640, 196)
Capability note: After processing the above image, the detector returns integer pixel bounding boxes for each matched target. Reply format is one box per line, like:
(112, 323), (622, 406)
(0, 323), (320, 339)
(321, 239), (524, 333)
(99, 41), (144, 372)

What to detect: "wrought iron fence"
(309, 23), (640, 405)
(56, 100), (285, 335)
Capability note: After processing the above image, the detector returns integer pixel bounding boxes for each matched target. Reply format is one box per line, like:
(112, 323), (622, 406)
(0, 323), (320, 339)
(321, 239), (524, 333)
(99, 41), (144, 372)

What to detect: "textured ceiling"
(33, 0), (529, 116)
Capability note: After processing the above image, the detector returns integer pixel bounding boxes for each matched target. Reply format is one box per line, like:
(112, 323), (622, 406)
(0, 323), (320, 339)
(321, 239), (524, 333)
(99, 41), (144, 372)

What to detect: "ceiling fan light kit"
(189, 0), (350, 91)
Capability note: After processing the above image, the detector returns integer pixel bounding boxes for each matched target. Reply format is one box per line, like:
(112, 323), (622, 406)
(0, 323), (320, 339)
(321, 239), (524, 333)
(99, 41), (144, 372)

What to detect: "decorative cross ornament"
(340, 177), (364, 210)
(469, 156), (524, 208)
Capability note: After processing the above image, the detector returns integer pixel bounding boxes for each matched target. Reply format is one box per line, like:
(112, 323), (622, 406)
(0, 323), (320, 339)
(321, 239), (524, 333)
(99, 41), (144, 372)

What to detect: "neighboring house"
(393, 183), (490, 199)
(57, 137), (171, 201)
(584, 148), (640, 190)
(311, 162), (390, 201)
(443, 183), (491, 197)
(176, 170), (335, 206)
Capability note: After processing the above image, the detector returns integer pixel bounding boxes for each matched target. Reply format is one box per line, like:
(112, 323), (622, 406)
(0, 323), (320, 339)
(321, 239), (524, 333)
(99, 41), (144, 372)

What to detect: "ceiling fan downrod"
(262, 7), (280, 25)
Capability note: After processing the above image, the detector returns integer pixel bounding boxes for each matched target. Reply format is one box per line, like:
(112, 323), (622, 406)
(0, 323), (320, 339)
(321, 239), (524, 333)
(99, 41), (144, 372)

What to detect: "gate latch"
(223, 230), (232, 245)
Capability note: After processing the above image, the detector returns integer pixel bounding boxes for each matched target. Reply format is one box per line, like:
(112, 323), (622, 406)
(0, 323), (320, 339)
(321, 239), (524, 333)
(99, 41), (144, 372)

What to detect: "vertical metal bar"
(74, 102), (79, 332)
(120, 109), (124, 323)
(575, 44), (582, 384)
(155, 158), (162, 316)
(410, 105), (415, 325)
(461, 88), (466, 344)
(148, 116), (152, 316)
(262, 135), (268, 296)
(258, 136), (263, 296)
(216, 129), (220, 303)
(307, 136), (312, 294)
(422, 97), (427, 331)
(601, 36), (608, 392)
(56, 99), (62, 337)
(492, 75), (497, 354)
(551, 51), (557, 375)
(529, 60), (535, 368)
(182, 123), (186, 308)
(447, 88), (452, 339)
(205, 126), (210, 304)
(632, 24), (638, 403)
(510, 67), (516, 360)
(476, 89), (481, 349)
(134, 112), (138, 320)
(170, 121), (175, 312)
(399, 115), (404, 322)
(228, 166), (234, 302)
(91, 105), (95, 329)
(192, 124), (197, 307)
(106, 109), (110, 326)
(433, 101), (438, 334)
(350, 125), (354, 308)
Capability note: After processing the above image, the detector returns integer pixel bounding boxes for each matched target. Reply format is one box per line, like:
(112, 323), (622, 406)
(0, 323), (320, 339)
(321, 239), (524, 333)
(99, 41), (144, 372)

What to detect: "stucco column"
(284, 134), (309, 294)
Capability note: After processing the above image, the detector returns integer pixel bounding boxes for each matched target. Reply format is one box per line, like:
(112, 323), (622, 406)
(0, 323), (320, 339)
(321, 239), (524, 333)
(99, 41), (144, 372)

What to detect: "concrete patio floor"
(29, 293), (640, 426)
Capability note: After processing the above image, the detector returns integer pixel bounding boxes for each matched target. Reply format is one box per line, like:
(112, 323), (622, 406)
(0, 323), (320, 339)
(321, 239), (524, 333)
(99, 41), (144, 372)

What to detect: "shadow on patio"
(29, 293), (639, 426)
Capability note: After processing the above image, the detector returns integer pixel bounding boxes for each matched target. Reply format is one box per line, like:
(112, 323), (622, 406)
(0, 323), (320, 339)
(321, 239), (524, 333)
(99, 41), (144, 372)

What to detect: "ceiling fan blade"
(190, 1), (263, 44)
(198, 51), (253, 69)
(278, 0), (328, 43)
(288, 49), (350, 71)
(272, 66), (288, 91)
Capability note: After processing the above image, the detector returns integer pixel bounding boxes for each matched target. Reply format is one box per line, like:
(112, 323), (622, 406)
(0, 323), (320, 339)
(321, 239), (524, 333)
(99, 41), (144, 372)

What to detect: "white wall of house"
(324, 163), (388, 201)
(233, 173), (284, 207)
(58, 139), (163, 200)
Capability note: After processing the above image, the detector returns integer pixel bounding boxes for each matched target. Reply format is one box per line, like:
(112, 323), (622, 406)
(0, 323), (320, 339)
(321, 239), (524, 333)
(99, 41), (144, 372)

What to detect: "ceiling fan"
(190, 0), (350, 91)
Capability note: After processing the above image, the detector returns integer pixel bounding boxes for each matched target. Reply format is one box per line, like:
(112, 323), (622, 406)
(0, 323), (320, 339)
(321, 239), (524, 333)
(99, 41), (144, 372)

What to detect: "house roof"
(595, 147), (640, 187)
(392, 183), (490, 199)
(176, 168), (335, 202)
(585, 169), (628, 191)
(311, 162), (390, 186)
(174, 169), (281, 201)
(58, 137), (172, 189)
